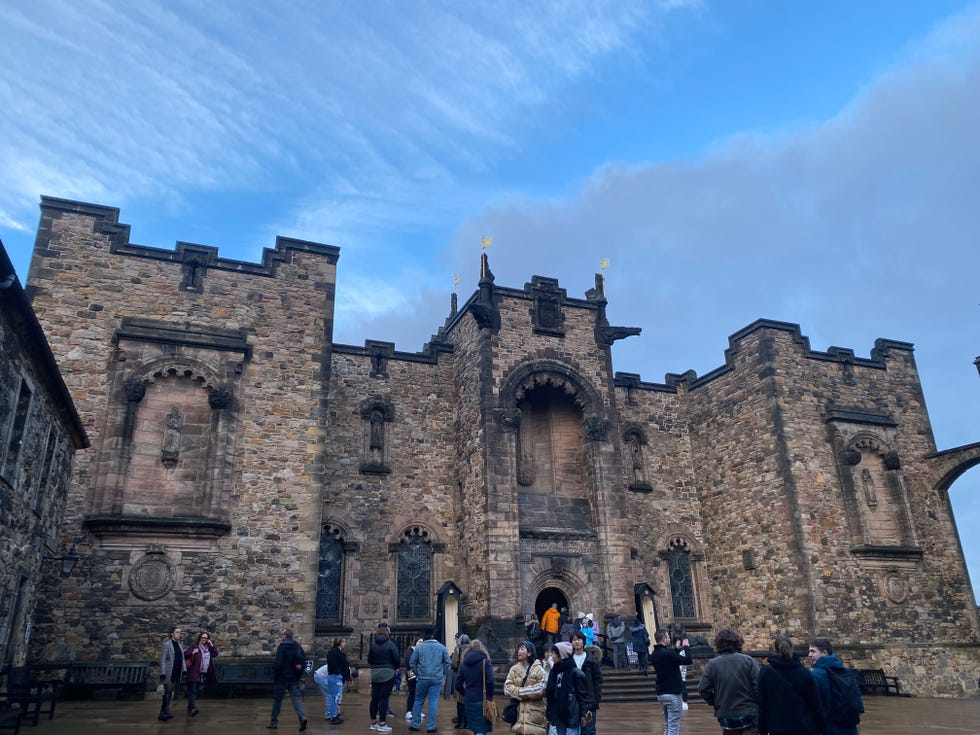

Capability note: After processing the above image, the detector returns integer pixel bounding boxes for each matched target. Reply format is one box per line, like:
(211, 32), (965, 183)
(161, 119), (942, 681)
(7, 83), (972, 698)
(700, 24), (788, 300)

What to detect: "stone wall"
(0, 240), (86, 667)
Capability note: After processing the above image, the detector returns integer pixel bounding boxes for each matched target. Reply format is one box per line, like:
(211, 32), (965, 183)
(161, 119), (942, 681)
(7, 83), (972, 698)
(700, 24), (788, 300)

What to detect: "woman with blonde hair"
(504, 641), (547, 735)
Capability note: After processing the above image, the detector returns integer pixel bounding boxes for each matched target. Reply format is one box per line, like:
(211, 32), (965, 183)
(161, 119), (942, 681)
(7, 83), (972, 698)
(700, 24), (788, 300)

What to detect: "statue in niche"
(369, 408), (385, 464)
(161, 407), (182, 469)
(629, 434), (645, 485)
(861, 468), (879, 510)
(516, 426), (535, 486)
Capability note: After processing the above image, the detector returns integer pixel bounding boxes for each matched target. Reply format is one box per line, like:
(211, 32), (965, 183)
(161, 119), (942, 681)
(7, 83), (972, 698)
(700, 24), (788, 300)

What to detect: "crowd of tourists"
(155, 616), (863, 735)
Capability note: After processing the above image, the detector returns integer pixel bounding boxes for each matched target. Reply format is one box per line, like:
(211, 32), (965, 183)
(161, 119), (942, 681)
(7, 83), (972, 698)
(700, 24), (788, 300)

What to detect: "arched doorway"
(534, 587), (569, 620)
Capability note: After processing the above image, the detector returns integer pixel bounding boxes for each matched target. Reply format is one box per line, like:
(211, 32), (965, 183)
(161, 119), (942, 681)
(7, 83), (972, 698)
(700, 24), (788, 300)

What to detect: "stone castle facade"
(21, 197), (980, 695)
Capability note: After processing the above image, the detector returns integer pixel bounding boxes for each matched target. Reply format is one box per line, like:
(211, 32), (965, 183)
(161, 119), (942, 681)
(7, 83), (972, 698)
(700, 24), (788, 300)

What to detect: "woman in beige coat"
(504, 641), (548, 735)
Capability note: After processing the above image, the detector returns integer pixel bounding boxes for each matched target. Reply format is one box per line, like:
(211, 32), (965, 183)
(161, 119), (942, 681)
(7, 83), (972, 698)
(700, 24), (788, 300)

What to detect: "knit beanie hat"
(555, 642), (573, 659)
(520, 640), (536, 660)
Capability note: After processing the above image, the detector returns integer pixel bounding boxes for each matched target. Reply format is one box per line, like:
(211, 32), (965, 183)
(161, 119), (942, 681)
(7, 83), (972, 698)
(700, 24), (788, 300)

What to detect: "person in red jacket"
(184, 631), (218, 718)
(541, 604), (561, 644)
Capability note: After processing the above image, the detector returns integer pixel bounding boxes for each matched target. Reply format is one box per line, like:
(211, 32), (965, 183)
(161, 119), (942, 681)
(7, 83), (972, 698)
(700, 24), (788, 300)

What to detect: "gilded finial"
(600, 257), (610, 276)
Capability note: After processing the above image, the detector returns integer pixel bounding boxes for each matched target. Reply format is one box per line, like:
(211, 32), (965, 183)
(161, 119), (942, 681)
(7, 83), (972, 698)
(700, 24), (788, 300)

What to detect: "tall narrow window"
(397, 527), (431, 620)
(667, 539), (696, 619)
(2, 379), (32, 480)
(316, 526), (345, 622)
(35, 426), (59, 514)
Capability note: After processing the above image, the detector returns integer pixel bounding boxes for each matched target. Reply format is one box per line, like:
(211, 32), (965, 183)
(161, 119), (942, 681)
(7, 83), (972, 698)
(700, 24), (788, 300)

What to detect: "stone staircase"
(602, 667), (704, 703)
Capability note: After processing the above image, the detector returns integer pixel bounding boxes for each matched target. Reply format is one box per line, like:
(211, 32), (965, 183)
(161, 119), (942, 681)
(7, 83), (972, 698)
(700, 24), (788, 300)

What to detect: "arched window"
(397, 527), (432, 620)
(316, 525), (345, 622)
(666, 537), (696, 619)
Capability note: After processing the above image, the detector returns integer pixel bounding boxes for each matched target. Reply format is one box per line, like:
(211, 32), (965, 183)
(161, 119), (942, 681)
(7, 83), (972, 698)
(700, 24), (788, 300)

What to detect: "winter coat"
(368, 634), (401, 682)
(574, 645), (603, 707)
(810, 654), (863, 735)
(410, 639), (451, 680)
(184, 641), (218, 683)
(651, 644), (689, 695)
(540, 608), (560, 635)
(273, 638), (306, 684)
(605, 618), (625, 643)
(758, 655), (823, 735)
(160, 638), (186, 682)
(327, 644), (352, 679)
(505, 660), (547, 735)
(697, 651), (759, 721)
(629, 621), (649, 652)
(545, 658), (588, 727)
(456, 649), (494, 704)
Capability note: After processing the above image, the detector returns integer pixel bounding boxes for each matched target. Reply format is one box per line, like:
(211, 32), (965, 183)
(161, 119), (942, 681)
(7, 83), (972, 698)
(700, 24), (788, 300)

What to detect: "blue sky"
(2, 1), (978, 600)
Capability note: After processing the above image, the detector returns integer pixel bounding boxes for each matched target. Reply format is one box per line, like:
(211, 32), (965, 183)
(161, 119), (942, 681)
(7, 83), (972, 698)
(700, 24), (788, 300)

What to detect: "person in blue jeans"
(269, 629), (308, 731)
(314, 638), (352, 723)
(651, 629), (689, 735)
(409, 628), (452, 732)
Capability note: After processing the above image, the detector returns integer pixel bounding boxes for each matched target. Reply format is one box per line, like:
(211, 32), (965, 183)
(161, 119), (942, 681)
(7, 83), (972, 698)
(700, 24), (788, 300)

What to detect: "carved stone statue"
(161, 407), (182, 468)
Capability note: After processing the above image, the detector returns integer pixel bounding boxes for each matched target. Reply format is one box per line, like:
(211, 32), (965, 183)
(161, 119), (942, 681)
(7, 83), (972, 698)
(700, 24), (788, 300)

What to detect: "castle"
(17, 196), (980, 695)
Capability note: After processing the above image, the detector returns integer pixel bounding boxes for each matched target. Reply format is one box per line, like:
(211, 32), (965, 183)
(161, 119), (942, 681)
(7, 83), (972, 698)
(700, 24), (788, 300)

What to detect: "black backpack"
(827, 667), (863, 726)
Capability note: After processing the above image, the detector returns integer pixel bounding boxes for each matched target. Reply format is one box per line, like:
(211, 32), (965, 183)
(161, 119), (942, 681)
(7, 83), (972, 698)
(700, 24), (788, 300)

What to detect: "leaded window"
(316, 526), (344, 621)
(667, 539), (696, 619)
(397, 527), (431, 620)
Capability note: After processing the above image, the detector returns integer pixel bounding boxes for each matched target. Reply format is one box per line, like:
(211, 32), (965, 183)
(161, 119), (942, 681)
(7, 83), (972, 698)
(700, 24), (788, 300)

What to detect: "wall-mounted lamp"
(44, 544), (80, 576)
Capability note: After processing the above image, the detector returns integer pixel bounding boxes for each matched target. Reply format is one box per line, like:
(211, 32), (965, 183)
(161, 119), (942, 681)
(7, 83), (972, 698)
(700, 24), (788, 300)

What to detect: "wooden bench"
(64, 661), (150, 700)
(0, 666), (61, 726)
(212, 661), (276, 697)
(855, 668), (906, 696)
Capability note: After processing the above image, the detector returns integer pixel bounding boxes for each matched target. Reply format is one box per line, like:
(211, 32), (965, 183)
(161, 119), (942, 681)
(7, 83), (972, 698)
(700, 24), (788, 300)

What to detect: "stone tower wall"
(682, 322), (977, 695)
(322, 347), (457, 637)
(26, 199), (338, 660)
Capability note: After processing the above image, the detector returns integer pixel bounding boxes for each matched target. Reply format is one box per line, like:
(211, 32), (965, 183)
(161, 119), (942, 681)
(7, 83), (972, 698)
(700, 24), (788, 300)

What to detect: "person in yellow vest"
(540, 604), (561, 644)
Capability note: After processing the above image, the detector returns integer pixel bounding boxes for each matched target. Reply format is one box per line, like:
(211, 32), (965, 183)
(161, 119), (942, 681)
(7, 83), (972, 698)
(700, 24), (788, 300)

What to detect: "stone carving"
(129, 548), (177, 601)
(124, 379), (146, 403)
(208, 387), (232, 410)
(883, 451), (901, 470)
(161, 407), (182, 468)
(861, 468), (879, 510)
(841, 450), (861, 466)
(583, 416), (608, 442)
(885, 572), (908, 604)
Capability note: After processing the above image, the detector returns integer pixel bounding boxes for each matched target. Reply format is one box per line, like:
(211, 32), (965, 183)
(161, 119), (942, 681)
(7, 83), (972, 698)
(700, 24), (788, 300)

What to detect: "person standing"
(504, 641), (547, 735)
(545, 642), (588, 735)
(697, 628), (759, 735)
(268, 629), (308, 731)
(450, 634), (472, 729)
(404, 638), (423, 722)
(455, 639), (495, 735)
(184, 631), (218, 718)
(570, 633), (602, 735)
(578, 616), (594, 646)
(368, 622), (400, 733)
(409, 628), (451, 733)
(541, 604), (560, 645)
(629, 615), (650, 675)
(757, 636), (822, 735)
(651, 629), (690, 735)
(807, 639), (863, 735)
(158, 626), (186, 722)
(605, 614), (626, 670)
(315, 637), (351, 724)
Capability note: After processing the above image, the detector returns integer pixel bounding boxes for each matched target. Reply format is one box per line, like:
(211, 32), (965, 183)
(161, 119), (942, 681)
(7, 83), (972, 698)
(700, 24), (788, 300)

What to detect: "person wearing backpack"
(268, 629), (308, 731)
(807, 639), (864, 735)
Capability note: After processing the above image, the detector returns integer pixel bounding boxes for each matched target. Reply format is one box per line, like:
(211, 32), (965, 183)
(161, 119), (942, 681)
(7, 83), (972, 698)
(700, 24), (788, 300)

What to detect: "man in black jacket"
(651, 629), (689, 735)
(571, 632), (603, 735)
(268, 629), (308, 731)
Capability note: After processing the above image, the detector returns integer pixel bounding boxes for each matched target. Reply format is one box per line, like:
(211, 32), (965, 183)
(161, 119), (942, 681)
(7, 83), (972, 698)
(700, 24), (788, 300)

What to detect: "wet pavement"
(19, 687), (980, 735)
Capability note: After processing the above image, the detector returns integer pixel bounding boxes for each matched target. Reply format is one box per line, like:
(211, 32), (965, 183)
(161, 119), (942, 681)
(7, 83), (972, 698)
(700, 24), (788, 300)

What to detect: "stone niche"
(84, 317), (249, 544)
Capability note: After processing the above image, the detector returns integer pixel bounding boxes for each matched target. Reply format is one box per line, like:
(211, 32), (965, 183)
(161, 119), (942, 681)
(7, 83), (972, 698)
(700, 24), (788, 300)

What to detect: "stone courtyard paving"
(20, 688), (980, 735)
